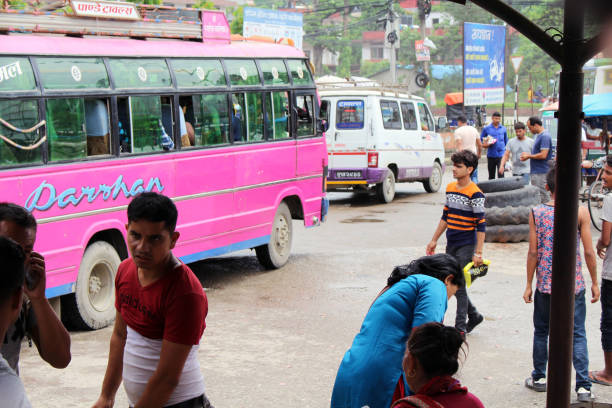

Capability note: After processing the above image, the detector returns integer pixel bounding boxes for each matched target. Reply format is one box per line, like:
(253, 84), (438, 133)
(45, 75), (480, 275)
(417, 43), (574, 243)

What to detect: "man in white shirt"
(499, 122), (534, 184)
(454, 115), (482, 182)
(0, 237), (32, 408)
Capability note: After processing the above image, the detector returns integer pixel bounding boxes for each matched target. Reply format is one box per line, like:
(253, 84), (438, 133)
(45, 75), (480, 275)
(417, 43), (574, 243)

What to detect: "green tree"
(229, 6), (244, 35)
(193, 0), (217, 10)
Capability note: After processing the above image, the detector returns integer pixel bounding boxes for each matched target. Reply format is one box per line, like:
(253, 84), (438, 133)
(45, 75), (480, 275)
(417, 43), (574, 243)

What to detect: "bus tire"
(477, 176), (525, 193)
(423, 162), (443, 193)
(376, 170), (396, 203)
(485, 224), (530, 243)
(255, 202), (293, 269)
(61, 241), (120, 330)
(486, 206), (531, 226)
(484, 185), (540, 208)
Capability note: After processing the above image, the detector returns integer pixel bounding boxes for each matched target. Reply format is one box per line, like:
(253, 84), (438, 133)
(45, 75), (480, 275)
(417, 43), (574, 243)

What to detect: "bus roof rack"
(316, 81), (420, 98)
(0, 0), (230, 42)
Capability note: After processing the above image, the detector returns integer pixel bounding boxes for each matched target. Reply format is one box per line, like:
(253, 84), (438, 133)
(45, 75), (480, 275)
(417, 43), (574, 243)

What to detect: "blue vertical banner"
(463, 22), (506, 106)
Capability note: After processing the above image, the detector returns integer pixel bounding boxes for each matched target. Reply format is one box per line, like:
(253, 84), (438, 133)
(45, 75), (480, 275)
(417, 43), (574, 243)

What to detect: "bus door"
(330, 98), (367, 169)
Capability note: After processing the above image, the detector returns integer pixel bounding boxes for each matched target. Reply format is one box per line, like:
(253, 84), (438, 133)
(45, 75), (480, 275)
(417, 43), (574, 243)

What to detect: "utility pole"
(384, 0), (398, 84)
(417, 0), (431, 97)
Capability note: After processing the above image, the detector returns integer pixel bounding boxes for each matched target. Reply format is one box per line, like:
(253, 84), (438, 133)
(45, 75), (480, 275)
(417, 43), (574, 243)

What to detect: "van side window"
(417, 102), (434, 132)
(400, 102), (418, 130)
(336, 100), (364, 129)
(380, 100), (402, 130)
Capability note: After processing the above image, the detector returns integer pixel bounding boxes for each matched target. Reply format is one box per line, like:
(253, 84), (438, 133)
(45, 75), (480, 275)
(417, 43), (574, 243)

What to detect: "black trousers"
(487, 157), (504, 180)
(446, 244), (479, 333)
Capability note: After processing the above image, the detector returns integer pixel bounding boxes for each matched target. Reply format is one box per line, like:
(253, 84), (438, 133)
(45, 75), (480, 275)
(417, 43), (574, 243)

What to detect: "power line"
(303, 12), (385, 37)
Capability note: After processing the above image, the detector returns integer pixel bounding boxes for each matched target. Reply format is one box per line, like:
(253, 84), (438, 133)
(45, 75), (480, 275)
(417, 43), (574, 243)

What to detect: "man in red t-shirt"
(93, 192), (212, 408)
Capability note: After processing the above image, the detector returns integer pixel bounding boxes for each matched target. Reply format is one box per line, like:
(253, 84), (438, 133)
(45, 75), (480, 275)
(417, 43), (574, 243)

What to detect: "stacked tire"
(478, 177), (540, 243)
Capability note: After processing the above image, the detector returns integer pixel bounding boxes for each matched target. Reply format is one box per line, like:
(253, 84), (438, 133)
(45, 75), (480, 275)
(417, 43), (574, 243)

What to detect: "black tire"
(61, 241), (120, 330)
(376, 170), (396, 203)
(477, 176), (525, 193)
(486, 206), (531, 226)
(484, 185), (540, 208)
(485, 224), (530, 243)
(415, 72), (429, 88)
(255, 202), (293, 269)
(423, 162), (442, 193)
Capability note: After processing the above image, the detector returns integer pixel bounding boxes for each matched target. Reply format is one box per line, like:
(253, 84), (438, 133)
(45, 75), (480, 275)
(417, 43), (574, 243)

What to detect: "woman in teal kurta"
(331, 254), (465, 408)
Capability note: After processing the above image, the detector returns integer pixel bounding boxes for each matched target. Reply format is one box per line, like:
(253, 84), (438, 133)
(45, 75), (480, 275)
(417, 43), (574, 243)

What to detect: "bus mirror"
(436, 116), (448, 131)
(317, 118), (329, 134)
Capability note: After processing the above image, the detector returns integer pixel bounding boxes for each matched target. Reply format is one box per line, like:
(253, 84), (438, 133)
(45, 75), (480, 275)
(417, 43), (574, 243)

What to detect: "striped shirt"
(442, 181), (486, 248)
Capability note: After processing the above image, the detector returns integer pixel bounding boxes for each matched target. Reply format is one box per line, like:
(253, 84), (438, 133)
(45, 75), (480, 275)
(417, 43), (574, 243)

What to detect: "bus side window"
(46, 98), (87, 161)
(247, 92), (264, 141)
(0, 100), (42, 167)
(296, 95), (314, 137)
(231, 93), (247, 143)
(178, 95), (195, 148)
(117, 97), (132, 153)
(84, 99), (111, 156)
(200, 94), (230, 146)
(270, 92), (290, 139)
(119, 96), (168, 153)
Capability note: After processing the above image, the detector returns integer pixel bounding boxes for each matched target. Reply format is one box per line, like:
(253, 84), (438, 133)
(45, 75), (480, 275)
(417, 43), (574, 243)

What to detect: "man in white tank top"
(93, 192), (212, 408)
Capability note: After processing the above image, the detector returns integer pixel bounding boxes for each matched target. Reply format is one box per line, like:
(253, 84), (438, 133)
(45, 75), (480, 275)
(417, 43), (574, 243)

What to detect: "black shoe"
(466, 313), (484, 333)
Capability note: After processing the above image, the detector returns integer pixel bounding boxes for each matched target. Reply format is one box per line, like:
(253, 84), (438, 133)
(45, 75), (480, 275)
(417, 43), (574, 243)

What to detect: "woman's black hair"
(387, 253), (465, 288)
(407, 322), (466, 377)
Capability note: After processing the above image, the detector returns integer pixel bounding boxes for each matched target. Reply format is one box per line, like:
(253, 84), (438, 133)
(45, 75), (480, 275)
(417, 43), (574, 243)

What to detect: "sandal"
(589, 371), (612, 386)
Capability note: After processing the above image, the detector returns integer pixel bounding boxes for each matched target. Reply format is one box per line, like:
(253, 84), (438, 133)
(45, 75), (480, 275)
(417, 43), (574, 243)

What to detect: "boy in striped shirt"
(427, 150), (486, 335)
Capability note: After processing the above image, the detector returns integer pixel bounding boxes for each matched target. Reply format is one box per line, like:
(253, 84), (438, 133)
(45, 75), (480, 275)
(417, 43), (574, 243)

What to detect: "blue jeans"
(470, 168), (479, 183)
(532, 289), (590, 391)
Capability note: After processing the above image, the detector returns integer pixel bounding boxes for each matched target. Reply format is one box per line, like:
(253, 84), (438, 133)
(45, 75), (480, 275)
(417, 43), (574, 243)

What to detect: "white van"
(320, 89), (446, 203)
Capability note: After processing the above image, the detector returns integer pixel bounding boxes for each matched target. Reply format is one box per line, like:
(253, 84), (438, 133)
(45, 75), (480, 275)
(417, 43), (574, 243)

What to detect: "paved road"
(19, 166), (612, 407)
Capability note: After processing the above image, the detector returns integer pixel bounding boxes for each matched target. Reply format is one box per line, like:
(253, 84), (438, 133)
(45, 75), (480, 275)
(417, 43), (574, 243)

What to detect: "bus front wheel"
(255, 202), (293, 269)
(61, 241), (120, 330)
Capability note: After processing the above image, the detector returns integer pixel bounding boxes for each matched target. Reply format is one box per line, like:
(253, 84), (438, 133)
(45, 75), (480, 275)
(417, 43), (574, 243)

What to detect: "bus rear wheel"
(255, 202), (293, 269)
(61, 241), (120, 330)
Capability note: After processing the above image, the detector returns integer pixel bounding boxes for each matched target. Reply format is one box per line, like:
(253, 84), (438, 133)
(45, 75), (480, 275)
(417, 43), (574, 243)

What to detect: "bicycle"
(581, 152), (609, 231)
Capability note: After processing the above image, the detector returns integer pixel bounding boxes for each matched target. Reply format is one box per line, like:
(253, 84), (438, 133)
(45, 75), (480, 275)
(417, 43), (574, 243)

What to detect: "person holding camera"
(0, 203), (71, 375)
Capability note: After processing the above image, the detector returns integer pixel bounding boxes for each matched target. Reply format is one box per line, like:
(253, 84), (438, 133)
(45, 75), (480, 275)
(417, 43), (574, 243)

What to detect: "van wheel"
(423, 162), (442, 193)
(256, 202), (293, 269)
(376, 170), (396, 203)
(61, 241), (120, 330)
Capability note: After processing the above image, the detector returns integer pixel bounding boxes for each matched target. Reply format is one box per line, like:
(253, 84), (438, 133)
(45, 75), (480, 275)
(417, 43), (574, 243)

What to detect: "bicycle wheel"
(588, 179), (605, 231)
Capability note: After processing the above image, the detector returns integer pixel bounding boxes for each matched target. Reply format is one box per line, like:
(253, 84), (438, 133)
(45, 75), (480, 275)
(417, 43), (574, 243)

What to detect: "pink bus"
(0, 8), (328, 330)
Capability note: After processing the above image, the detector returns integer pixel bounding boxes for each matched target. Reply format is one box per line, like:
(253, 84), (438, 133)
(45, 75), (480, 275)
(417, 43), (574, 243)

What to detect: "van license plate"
(335, 171), (362, 179)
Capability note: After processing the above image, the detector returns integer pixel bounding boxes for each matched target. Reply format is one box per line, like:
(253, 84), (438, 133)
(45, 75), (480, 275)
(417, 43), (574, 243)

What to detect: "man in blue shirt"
(480, 111), (508, 180)
(521, 116), (553, 203)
